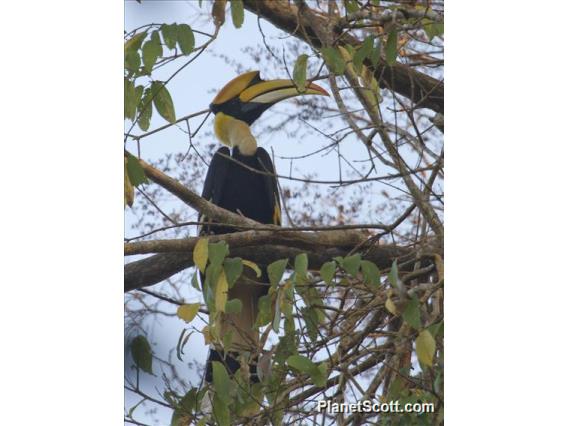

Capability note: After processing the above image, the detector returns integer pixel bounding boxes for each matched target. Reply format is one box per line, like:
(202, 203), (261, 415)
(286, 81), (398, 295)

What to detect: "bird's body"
(201, 146), (280, 235)
(200, 145), (279, 374)
(200, 70), (328, 389)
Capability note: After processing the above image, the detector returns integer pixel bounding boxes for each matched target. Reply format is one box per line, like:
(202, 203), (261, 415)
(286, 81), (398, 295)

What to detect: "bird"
(199, 70), (329, 389)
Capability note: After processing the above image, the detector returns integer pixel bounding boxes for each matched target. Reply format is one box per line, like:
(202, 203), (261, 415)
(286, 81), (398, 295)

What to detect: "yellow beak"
(239, 79), (329, 104)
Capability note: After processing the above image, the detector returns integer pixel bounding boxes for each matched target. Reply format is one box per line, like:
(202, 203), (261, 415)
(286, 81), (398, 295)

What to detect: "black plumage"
(200, 146), (281, 234)
(200, 145), (281, 384)
(199, 70), (327, 394)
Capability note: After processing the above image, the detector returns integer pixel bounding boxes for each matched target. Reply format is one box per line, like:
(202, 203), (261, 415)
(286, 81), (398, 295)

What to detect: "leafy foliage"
(130, 335), (153, 374)
(321, 47), (346, 74)
(177, 24), (195, 55)
(151, 81), (176, 124)
(230, 0), (244, 29)
(124, 153), (148, 207)
(292, 54), (308, 92)
(385, 30), (398, 65)
(124, 22), (195, 131)
(177, 303), (200, 323)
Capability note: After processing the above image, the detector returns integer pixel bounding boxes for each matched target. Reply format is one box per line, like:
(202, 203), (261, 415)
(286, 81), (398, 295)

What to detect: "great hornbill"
(200, 71), (328, 387)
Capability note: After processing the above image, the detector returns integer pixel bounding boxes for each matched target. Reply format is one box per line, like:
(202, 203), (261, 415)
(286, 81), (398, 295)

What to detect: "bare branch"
(242, 0), (443, 112)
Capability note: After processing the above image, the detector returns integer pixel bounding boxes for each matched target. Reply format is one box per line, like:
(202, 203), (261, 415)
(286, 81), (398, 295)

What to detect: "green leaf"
(255, 294), (272, 326)
(294, 253), (308, 284)
(223, 257), (243, 288)
(222, 330), (233, 353)
(142, 32), (162, 73)
(321, 47), (345, 74)
(416, 329), (436, 367)
(434, 370), (443, 394)
(272, 290), (282, 333)
(286, 354), (314, 373)
(385, 30), (398, 66)
(360, 260), (380, 287)
(151, 81), (176, 123)
(177, 24), (195, 55)
(311, 362), (328, 387)
(125, 153), (148, 186)
(319, 261), (336, 285)
(212, 393), (230, 426)
(191, 271), (200, 291)
(344, 0), (360, 13)
(124, 78), (136, 121)
(423, 19), (444, 41)
(287, 355), (327, 387)
(343, 44), (356, 57)
(177, 303), (201, 323)
(370, 37), (381, 67)
(124, 33), (146, 73)
(353, 35), (374, 73)
(342, 254), (361, 276)
(388, 260), (403, 292)
(230, 0), (244, 28)
(134, 85), (144, 110)
(212, 361), (232, 405)
(267, 258), (288, 288)
(178, 387), (199, 414)
(301, 306), (319, 341)
(137, 87), (153, 131)
(225, 298), (242, 314)
(125, 50), (141, 74)
(208, 241), (229, 267)
(292, 54), (308, 92)
(124, 31), (147, 55)
(193, 238), (209, 273)
(204, 263), (222, 313)
(161, 23), (177, 50)
(131, 335), (153, 374)
(215, 271), (229, 313)
(428, 321), (443, 338)
(402, 295), (422, 330)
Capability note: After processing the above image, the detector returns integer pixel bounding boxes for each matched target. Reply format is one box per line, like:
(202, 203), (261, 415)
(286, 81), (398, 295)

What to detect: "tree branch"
(125, 228), (367, 256)
(242, 0), (443, 113)
(124, 243), (412, 292)
(130, 151), (268, 230)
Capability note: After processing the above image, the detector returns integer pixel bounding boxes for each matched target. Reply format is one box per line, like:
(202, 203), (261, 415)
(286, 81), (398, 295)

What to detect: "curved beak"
(239, 79), (329, 105)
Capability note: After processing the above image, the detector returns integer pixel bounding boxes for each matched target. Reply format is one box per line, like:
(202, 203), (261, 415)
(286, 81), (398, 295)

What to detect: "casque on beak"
(210, 71), (329, 125)
(238, 78), (329, 104)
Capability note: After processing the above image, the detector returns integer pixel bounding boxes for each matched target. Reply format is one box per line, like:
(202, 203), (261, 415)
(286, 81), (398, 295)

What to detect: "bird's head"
(210, 71), (329, 150)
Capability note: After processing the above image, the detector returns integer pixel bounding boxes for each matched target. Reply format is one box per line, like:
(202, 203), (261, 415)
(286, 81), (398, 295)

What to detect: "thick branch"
(125, 153), (430, 291)
(132, 152), (267, 229)
(125, 228), (366, 255)
(124, 244), (411, 292)
(243, 0), (443, 113)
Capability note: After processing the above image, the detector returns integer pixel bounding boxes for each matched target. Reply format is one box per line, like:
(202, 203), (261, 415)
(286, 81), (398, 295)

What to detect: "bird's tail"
(204, 270), (268, 384)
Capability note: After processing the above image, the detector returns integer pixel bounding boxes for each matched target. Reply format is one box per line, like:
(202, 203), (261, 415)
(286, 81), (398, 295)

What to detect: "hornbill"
(200, 71), (328, 387)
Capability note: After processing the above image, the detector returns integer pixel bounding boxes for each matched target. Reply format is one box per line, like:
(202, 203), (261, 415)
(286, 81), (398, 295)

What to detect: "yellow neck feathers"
(213, 113), (258, 156)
